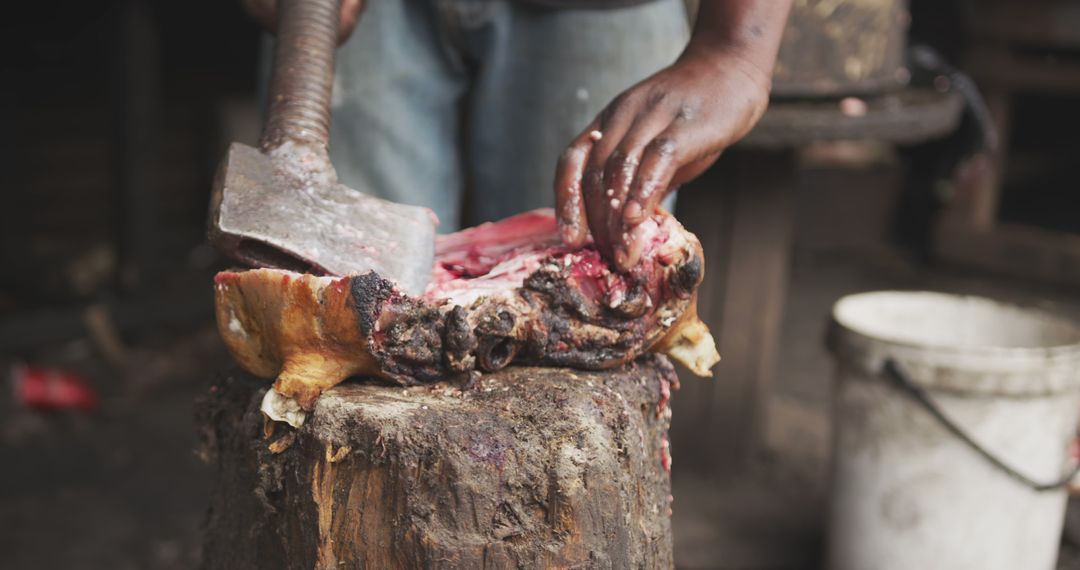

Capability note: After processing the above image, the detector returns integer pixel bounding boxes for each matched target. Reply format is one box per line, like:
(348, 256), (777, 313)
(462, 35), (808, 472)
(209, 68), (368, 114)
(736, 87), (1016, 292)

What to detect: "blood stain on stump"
(467, 428), (511, 468)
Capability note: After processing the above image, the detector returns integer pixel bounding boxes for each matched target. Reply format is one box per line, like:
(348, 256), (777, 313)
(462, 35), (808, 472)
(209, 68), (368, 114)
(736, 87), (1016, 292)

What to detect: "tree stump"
(200, 356), (677, 569)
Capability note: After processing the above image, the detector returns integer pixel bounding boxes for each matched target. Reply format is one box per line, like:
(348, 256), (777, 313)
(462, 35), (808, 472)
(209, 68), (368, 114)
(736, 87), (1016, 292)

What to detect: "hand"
(555, 47), (772, 271)
(240, 0), (365, 45)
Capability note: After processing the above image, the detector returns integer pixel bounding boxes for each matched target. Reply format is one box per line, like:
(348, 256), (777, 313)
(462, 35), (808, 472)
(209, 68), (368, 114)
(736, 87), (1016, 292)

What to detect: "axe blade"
(209, 143), (436, 296)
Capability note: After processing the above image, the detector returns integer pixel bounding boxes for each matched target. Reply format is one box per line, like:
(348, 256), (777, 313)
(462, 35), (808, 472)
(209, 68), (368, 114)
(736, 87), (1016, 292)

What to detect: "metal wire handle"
(882, 358), (1080, 492)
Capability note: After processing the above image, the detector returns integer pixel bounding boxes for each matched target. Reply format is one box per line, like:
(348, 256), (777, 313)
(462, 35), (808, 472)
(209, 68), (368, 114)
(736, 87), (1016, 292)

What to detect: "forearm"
(685, 0), (792, 84)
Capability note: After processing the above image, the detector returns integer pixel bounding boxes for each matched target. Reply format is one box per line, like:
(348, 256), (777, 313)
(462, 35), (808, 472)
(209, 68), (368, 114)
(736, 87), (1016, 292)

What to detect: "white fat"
(227, 310), (246, 337)
(261, 389), (307, 428)
(433, 282), (513, 308)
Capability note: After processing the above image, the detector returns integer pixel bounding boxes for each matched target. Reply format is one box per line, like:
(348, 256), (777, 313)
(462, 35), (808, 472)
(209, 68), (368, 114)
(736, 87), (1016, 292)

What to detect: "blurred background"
(1, 0), (1080, 568)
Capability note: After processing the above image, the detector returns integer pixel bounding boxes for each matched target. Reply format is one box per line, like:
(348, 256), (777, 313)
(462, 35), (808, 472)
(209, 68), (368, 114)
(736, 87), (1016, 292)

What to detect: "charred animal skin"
(215, 209), (719, 409)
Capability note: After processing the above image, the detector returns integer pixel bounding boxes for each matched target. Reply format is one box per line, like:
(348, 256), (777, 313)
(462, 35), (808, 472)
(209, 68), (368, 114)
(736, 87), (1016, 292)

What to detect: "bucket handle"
(883, 359), (1080, 492)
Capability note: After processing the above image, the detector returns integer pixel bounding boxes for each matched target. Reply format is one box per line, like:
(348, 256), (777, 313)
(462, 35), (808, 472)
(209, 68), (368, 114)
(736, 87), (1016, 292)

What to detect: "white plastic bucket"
(826, 291), (1080, 570)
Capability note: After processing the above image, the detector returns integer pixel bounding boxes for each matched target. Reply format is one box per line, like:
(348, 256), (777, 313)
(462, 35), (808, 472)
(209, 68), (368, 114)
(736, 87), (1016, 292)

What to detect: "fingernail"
(589, 130), (603, 142)
(623, 201), (643, 223)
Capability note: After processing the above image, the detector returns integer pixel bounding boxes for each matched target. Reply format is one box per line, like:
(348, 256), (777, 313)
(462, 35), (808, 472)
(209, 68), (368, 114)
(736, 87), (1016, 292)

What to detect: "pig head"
(214, 209), (719, 410)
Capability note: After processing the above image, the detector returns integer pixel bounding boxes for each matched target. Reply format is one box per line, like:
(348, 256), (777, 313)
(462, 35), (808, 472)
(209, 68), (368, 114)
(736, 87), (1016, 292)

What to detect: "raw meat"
(214, 209), (719, 410)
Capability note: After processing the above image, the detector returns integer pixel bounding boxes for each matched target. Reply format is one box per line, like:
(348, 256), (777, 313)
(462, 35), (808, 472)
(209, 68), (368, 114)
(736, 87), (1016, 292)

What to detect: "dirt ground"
(0, 328), (228, 570)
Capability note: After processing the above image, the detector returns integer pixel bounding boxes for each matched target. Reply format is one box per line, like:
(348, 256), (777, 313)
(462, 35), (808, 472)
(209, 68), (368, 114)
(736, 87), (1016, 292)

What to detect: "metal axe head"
(207, 0), (436, 296)
(208, 142), (437, 296)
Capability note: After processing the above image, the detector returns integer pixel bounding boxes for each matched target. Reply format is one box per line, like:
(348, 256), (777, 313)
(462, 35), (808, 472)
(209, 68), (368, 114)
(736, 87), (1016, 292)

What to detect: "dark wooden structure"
(201, 358), (677, 569)
(672, 89), (964, 475)
(772, 0), (909, 97)
(934, 0), (1080, 286)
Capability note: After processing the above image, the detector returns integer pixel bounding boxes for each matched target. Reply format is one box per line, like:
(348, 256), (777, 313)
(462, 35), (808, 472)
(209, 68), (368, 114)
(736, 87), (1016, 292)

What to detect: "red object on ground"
(11, 364), (98, 412)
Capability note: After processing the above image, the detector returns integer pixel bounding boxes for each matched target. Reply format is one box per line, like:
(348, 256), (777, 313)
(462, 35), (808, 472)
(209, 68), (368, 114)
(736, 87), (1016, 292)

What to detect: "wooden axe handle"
(260, 0), (339, 152)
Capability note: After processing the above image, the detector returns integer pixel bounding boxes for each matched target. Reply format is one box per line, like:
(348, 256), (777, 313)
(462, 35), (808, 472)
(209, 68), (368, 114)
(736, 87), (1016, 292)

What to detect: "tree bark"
(200, 356), (677, 569)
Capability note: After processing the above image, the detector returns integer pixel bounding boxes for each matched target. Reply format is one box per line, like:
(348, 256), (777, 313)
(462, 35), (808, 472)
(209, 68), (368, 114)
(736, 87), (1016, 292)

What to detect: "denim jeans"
(263, 0), (689, 232)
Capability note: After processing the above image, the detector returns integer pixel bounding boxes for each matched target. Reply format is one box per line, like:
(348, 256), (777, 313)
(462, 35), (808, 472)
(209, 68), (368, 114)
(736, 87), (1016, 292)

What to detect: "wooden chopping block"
(200, 357), (677, 569)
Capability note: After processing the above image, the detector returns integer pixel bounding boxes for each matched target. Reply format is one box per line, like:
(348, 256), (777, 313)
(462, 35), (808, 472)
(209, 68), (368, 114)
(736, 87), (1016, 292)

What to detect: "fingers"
(601, 109), (672, 262)
(617, 223), (650, 273)
(582, 99), (640, 256)
(615, 131), (683, 270)
(555, 121), (599, 247)
(599, 91), (670, 199)
(623, 134), (680, 225)
(600, 149), (636, 263)
(588, 95), (639, 174)
(582, 161), (613, 254)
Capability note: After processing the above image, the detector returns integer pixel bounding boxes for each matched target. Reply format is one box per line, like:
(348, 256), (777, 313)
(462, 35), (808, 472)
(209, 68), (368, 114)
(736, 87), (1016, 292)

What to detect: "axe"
(209, 0), (436, 296)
